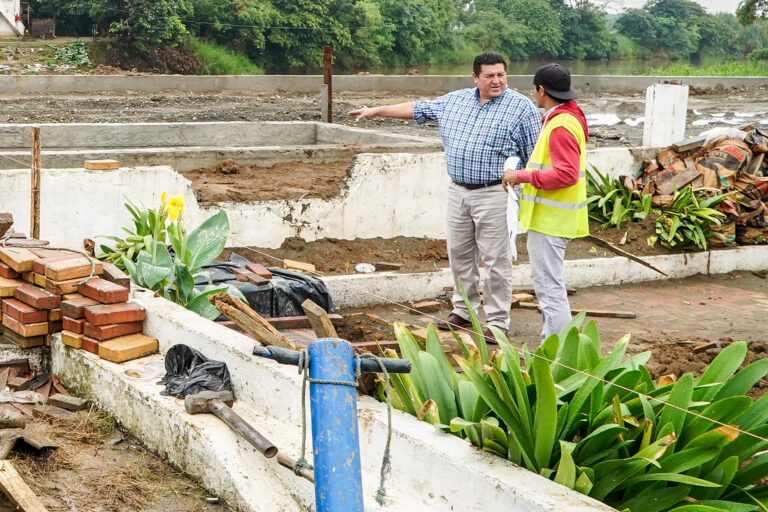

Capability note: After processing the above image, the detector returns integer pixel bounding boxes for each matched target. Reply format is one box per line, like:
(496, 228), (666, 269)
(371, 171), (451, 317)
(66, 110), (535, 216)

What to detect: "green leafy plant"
(98, 194), (243, 320)
(649, 187), (731, 250)
(51, 39), (92, 68)
(377, 288), (768, 511)
(587, 167), (653, 230)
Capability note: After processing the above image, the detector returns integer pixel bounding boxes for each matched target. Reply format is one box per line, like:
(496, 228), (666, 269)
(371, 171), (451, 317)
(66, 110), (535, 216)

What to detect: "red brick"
(62, 316), (85, 334)
(82, 335), (101, 354)
(60, 296), (99, 319)
(0, 262), (18, 279)
(13, 284), (60, 310)
(84, 302), (145, 326)
(45, 257), (103, 281)
(33, 254), (81, 275)
(1, 299), (48, 324)
(84, 321), (143, 341)
(78, 278), (129, 304)
(5, 239), (49, 247)
(245, 262), (272, 280)
(45, 277), (82, 295)
(48, 320), (62, 333)
(2, 315), (48, 337)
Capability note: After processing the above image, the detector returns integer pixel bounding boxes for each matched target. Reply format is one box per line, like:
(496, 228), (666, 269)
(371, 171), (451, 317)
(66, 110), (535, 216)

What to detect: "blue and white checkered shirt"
(413, 88), (541, 184)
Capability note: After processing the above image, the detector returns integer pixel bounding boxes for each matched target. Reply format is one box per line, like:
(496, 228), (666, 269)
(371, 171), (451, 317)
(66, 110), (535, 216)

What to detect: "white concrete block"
(642, 84), (689, 147)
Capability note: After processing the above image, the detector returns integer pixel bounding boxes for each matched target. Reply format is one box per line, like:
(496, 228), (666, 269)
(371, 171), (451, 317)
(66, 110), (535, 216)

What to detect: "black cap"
(534, 63), (578, 101)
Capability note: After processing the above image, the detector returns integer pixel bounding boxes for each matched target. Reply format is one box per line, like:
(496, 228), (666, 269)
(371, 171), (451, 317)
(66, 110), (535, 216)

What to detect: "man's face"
(534, 85), (547, 108)
(473, 63), (507, 100)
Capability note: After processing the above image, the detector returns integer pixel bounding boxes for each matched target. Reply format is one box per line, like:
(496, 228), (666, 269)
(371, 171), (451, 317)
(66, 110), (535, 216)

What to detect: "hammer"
(184, 390), (315, 482)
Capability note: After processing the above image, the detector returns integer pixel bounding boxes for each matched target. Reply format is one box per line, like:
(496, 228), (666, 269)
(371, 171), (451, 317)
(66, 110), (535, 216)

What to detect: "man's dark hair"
(473, 52), (507, 76)
(533, 82), (558, 102)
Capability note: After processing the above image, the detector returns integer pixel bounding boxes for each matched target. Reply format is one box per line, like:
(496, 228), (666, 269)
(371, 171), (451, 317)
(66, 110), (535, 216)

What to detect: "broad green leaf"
(660, 447), (720, 474)
(186, 286), (228, 320)
(533, 345), (558, 470)
(695, 456), (739, 501)
(457, 379), (486, 422)
(719, 425), (768, 464)
(457, 281), (488, 364)
(425, 323), (458, 389)
(735, 392), (768, 429)
(698, 342), (748, 401)
(590, 457), (655, 500)
(186, 210), (229, 271)
(394, 323), (428, 402)
(554, 440), (577, 489)
(136, 244), (173, 289)
(697, 502), (757, 512)
(618, 486), (690, 512)
(419, 352), (458, 425)
(574, 469), (594, 495)
(714, 359), (768, 401)
(658, 373), (694, 439)
(681, 397), (752, 447)
(667, 506), (731, 512)
(449, 417), (478, 433)
(175, 262), (195, 304)
(554, 327), (580, 382)
(623, 473), (720, 488)
(732, 451), (768, 488)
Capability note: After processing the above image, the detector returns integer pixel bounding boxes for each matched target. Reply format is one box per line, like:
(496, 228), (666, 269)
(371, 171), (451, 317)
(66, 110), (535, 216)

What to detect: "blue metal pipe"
(308, 338), (364, 512)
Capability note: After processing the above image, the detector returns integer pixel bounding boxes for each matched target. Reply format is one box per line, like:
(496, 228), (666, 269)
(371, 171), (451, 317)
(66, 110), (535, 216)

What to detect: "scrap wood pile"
(625, 126), (768, 246)
(0, 223), (158, 364)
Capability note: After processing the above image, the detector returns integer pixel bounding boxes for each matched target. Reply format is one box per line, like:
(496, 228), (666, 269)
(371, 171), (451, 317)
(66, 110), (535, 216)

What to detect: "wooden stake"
(586, 235), (669, 277)
(301, 299), (338, 338)
(0, 460), (49, 512)
(30, 127), (41, 240)
(323, 46), (333, 124)
(210, 293), (298, 350)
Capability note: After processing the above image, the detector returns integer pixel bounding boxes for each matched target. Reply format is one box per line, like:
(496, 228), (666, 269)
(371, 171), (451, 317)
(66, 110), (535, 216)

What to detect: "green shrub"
(647, 60), (768, 76)
(189, 38), (264, 75)
(377, 289), (768, 511)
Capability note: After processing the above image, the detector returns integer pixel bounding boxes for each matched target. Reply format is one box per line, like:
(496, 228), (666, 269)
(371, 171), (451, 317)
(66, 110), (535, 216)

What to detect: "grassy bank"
(647, 60), (768, 76)
(189, 39), (264, 75)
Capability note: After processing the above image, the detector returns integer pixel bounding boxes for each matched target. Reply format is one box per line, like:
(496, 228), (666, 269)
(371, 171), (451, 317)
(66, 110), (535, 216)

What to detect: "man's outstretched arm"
(348, 102), (415, 121)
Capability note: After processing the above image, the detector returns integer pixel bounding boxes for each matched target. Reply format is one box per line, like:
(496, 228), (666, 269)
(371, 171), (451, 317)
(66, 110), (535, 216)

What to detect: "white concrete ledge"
(324, 247), (743, 309)
(50, 287), (614, 512)
(0, 74), (765, 95)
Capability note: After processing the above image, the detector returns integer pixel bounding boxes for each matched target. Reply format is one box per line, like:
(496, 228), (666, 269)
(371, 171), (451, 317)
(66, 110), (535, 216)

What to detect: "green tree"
(615, 8), (657, 43)
(558, 3), (616, 59)
(738, 0), (768, 24)
(496, 0), (563, 58)
(186, 0), (273, 58)
(376, 0), (459, 64)
(463, 5), (529, 60)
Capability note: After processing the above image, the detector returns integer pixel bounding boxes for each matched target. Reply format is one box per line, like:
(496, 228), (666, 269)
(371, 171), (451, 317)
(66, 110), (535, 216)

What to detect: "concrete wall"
(0, 147), (649, 249)
(0, 0), (23, 38)
(0, 74), (765, 95)
(50, 288), (615, 512)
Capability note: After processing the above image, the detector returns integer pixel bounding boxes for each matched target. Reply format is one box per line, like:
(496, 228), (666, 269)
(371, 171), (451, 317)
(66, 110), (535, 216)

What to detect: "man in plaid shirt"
(349, 52), (540, 338)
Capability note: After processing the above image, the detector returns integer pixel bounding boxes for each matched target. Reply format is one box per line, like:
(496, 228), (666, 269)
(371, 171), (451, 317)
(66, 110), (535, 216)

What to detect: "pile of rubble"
(626, 126), (768, 245)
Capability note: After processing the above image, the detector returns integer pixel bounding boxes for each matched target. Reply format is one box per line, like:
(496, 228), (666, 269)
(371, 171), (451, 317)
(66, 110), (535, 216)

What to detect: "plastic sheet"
(159, 344), (233, 398)
(196, 252), (334, 318)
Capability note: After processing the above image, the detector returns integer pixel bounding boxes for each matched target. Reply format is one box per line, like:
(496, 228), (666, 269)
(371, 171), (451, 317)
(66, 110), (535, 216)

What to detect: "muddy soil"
(229, 217), (693, 275)
(3, 408), (227, 512)
(182, 159), (350, 203)
(2, 86), (768, 147)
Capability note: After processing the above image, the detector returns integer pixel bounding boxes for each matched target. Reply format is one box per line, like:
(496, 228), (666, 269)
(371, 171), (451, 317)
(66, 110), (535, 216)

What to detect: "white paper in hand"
(504, 156), (520, 261)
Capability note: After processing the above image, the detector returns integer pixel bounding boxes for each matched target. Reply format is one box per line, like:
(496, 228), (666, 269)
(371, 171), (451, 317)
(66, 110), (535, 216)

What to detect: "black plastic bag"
(158, 344), (233, 398)
(196, 252), (333, 318)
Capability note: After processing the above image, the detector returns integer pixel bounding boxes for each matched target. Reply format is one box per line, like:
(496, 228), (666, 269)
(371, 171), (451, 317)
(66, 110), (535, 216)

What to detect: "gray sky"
(605, 0), (741, 14)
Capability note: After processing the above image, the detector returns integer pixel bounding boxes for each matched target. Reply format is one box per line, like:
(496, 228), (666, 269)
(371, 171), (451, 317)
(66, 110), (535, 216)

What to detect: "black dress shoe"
(437, 312), (472, 331)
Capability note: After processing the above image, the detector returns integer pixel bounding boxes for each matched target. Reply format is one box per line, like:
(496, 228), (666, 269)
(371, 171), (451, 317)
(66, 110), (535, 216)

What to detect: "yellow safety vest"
(518, 112), (589, 239)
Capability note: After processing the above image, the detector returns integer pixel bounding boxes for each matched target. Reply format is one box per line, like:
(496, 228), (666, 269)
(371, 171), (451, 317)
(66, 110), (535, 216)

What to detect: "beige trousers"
(446, 182), (513, 329)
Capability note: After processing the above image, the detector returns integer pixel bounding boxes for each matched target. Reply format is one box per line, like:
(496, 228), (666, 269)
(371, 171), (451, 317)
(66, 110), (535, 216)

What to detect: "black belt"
(453, 179), (502, 190)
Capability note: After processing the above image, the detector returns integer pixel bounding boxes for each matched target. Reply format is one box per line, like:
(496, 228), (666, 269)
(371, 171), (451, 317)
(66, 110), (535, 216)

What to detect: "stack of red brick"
(0, 240), (158, 363)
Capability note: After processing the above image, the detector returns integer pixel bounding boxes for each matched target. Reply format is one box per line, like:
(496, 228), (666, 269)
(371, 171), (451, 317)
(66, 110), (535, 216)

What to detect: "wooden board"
(0, 248), (36, 273)
(283, 258), (316, 273)
(44, 258), (102, 281)
(98, 334), (158, 363)
(0, 460), (49, 512)
(301, 299), (338, 338)
(84, 159), (119, 170)
(210, 293), (298, 350)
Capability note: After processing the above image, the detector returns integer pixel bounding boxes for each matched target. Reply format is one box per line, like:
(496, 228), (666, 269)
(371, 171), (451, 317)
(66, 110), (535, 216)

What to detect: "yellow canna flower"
(165, 195), (185, 222)
(161, 191), (167, 203)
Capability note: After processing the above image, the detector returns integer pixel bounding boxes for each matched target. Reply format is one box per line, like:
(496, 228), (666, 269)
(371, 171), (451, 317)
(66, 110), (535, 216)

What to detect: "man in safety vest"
(502, 63), (589, 341)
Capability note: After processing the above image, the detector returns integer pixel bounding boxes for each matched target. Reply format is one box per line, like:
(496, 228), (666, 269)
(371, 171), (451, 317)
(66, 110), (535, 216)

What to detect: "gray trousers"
(447, 183), (513, 329)
(527, 229), (572, 341)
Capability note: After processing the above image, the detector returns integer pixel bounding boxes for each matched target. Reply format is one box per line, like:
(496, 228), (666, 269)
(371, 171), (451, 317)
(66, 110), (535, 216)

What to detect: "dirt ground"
(182, 159), (351, 203)
(1, 85), (767, 147)
(339, 271), (768, 397)
(230, 216), (692, 275)
(0, 408), (227, 512)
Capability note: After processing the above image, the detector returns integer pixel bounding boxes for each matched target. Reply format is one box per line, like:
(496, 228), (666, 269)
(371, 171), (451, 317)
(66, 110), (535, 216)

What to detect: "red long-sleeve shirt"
(516, 101), (588, 191)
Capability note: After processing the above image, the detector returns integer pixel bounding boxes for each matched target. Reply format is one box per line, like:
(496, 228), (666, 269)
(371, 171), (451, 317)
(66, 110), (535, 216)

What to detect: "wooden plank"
(514, 301), (636, 318)
(100, 262), (130, 288)
(0, 459), (49, 512)
(84, 159), (119, 170)
(30, 128), (41, 241)
(283, 258), (316, 273)
(374, 262), (402, 271)
(672, 135), (706, 153)
(301, 299), (338, 338)
(0, 248), (36, 273)
(586, 235), (669, 276)
(210, 293), (298, 350)
(32, 404), (72, 421)
(0, 368), (9, 390)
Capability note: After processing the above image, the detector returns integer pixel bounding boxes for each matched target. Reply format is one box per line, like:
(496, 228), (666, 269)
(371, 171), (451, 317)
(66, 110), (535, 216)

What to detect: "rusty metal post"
(30, 127), (41, 240)
(323, 46), (333, 123)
